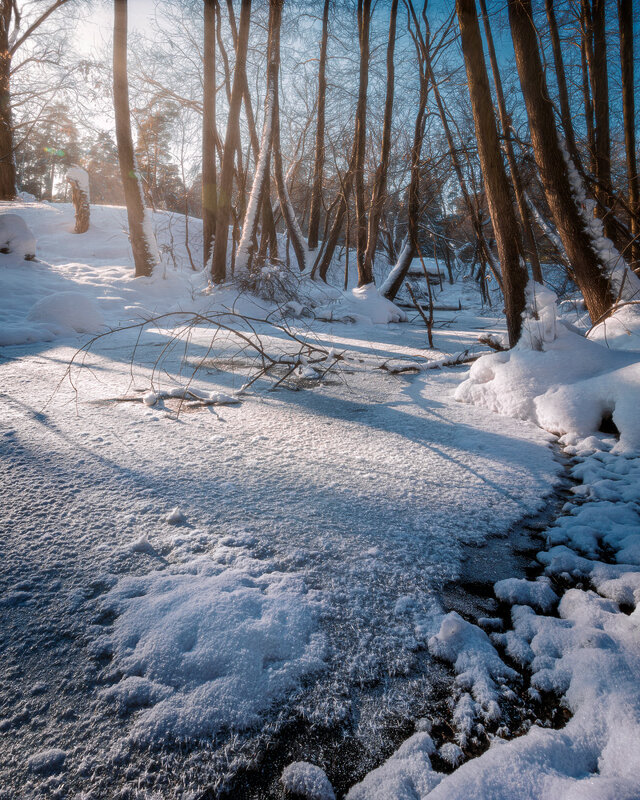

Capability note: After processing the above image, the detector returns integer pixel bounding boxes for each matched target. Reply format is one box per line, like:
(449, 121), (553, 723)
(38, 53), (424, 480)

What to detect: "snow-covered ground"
(1, 200), (638, 799)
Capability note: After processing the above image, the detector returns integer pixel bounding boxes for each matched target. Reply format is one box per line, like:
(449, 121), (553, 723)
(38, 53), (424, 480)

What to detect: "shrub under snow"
(0, 213), (36, 260)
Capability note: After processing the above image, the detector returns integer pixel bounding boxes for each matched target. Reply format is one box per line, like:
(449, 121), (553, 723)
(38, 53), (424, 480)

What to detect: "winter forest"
(1, 0), (640, 797)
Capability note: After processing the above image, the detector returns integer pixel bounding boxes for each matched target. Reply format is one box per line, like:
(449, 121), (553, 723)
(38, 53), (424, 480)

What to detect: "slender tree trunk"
(202, 0), (218, 267)
(363, 0), (398, 281)
(212, 0), (251, 283)
(272, 1), (308, 274)
(545, 0), (581, 170)
(0, 1), (16, 200)
(235, 0), (278, 274)
(618, 0), (639, 272)
(354, 0), (372, 286)
(508, 0), (615, 321)
(458, 0), (527, 346)
(580, 2), (596, 176)
(113, 0), (158, 277)
(478, 0), (541, 284)
(307, 0), (330, 251)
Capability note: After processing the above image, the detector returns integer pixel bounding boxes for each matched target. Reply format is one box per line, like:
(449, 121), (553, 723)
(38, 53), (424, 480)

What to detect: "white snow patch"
(315, 284), (407, 325)
(280, 762), (335, 800)
(0, 212), (36, 259)
(92, 559), (325, 742)
(26, 291), (104, 335)
(166, 506), (185, 525)
(27, 749), (67, 775)
(494, 577), (558, 613)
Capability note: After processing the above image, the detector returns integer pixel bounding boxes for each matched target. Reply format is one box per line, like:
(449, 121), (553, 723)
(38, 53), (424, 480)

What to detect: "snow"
(493, 577), (558, 613)
(66, 165), (90, 197)
(26, 291), (104, 334)
(27, 749), (67, 775)
(456, 287), (640, 452)
(315, 283), (407, 324)
(281, 762), (336, 800)
(91, 559), (325, 742)
(0, 212), (36, 259)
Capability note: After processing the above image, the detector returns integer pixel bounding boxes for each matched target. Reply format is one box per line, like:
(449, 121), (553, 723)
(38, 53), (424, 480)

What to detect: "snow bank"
(92, 558), (325, 742)
(315, 283), (407, 324)
(456, 286), (640, 452)
(350, 435), (640, 800)
(0, 213), (36, 259)
(26, 291), (104, 334)
(281, 762), (335, 800)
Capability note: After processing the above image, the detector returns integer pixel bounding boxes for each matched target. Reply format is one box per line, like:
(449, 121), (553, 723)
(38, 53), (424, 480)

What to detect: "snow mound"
(92, 559), (325, 742)
(590, 304), (640, 352)
(428, 612), (517, 746)
(494, 577), (558, 613)
(27, 748), (66, 775)
(26, 291), (104, 334)
(346, 732), (442, 799)
(66, 164), (90, 197)
(281, 762), (335, 800)
(455, 287), (640, 452)
(0, 213), (36, 259)
(315, 284), (407, 325)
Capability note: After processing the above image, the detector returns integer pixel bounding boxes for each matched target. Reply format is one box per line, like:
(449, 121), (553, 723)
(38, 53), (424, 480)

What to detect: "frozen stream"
(0, 320), (558, 798)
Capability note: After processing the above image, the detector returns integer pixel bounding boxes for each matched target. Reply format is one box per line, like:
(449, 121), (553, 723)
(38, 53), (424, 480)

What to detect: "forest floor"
(1, 201), (638, 800)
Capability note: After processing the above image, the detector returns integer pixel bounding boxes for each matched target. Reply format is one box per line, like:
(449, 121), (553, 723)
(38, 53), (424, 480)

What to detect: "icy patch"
(26, 291), (104, 335)
(92, 559), (325, 742)
(281, 762), (335, 800)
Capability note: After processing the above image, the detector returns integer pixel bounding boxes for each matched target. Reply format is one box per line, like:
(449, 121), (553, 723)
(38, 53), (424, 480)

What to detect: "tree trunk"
(202, 0), (218, 267)
(272, 0), (308, 274)
(618, 0), (639, 272)
(544, 0), (581, 170)
(0, 1), (16, 200)
(580, 2), (596, 176)
(235, 0), (278, 274)
(307, 0), (330, 251)
(581, 0), (615, 240)
(67, 167), (90, 234)
(113, 0), (159, 277)
(363, 0), (398, 282)
(354, 0), (372, 286)
(478, 0), (541, 284)
(457, 0), (527, 346)
(211, 0), (251, 283)
(508, 0), (615, 321)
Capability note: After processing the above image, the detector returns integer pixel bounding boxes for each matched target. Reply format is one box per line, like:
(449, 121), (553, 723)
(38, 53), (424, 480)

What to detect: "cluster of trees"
(1, 0), (638, 345)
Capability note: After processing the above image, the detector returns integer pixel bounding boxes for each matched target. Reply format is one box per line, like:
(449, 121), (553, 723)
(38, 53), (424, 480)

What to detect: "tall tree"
(478, 0), (541, 284)
(307, 0), (330, 251)
(211, 0), (251, 283)
(0, 0), (71, 200)
(354, 0), (372, 286)
(363, 0), (398, 282)
(113, 0), (159, 277)
(202, 0), (218, 267)
(508, 0), (619, 321)
(617, 0), (639, 272)
(457, 0), (527, 346)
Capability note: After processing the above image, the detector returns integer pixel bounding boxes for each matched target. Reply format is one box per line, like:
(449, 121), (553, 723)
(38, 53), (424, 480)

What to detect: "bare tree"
(307, 0), (330, 251)
(362, 0), (398, 282)
(113, 0), (159, 277)
(202, 0), (218, 267)
(211, 0), (251, 283)
(0, 0), (71, 200)
(354, 0), (372, 286)
(457, 0), (527, 346)
(617, 0), (639, 272)
(508, 0), (618, 321)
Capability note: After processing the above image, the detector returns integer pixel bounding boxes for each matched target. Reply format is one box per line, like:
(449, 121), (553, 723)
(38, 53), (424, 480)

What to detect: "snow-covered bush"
(0, 213), (36, 260)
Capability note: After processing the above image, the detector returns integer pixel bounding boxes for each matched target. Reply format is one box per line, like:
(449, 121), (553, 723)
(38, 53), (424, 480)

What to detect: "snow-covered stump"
(66, 165), (90, 234)
(0, 213), (36, 260)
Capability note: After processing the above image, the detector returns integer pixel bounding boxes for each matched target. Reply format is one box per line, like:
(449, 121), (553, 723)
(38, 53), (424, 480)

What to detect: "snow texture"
(281, 762), (336, 800)
(0, 212), (36, 259)
(315, 283), (407, 324)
